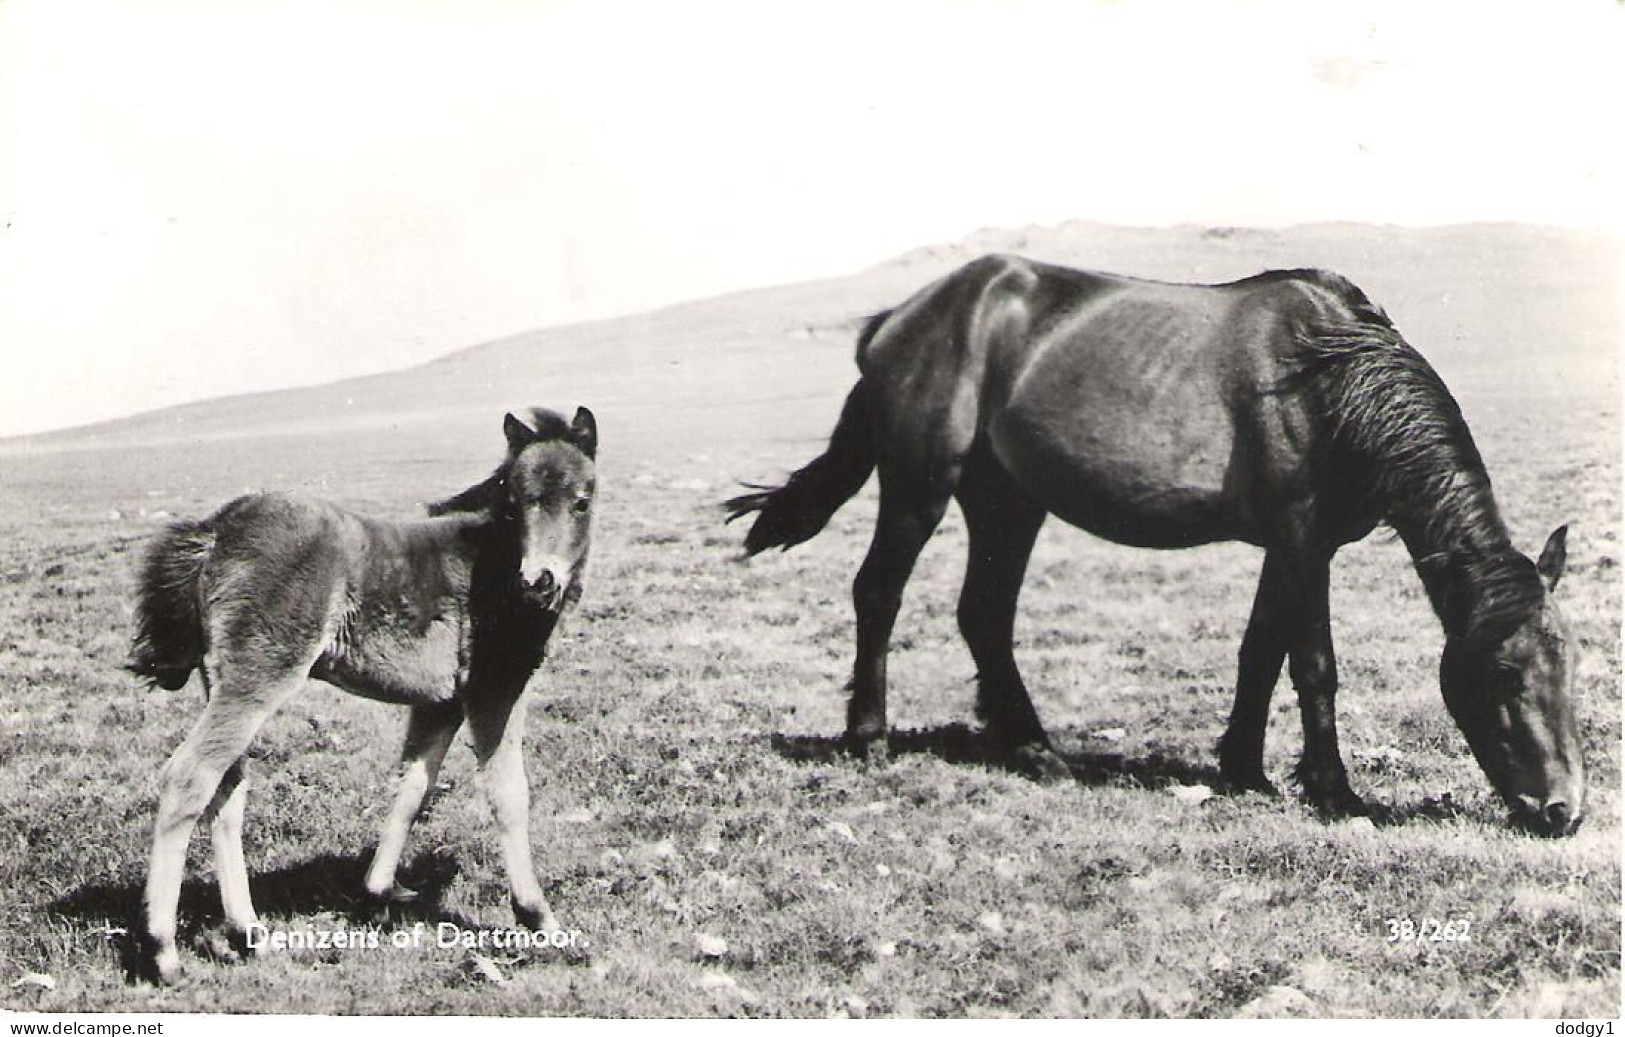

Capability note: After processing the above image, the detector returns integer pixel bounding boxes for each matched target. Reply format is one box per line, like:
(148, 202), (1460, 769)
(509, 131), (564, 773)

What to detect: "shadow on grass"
(770, 723), (1510, 830)
(770, 722), (1225, 789)
(47, 849), (478, 984)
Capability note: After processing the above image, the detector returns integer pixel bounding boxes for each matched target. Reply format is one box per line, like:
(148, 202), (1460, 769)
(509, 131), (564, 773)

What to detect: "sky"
(1, 1), (1621, 437)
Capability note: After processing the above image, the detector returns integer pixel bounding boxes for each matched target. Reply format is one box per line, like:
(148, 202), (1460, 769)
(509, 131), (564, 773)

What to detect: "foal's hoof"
(513, 902), (560, 934)
(1010, 743), (1072, 785)
(202, 927), (257, 965)
(365, 884), (420, 923)
(140, 944), (183, 987)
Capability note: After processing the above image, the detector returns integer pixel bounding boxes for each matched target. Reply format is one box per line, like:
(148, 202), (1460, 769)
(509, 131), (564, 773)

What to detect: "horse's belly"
(990, 404), (1245, 548)
(313, 619), (464, 706)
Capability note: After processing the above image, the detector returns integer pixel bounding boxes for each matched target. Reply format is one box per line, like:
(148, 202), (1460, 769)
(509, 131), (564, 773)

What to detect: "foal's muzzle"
(523, 568), (567, 611)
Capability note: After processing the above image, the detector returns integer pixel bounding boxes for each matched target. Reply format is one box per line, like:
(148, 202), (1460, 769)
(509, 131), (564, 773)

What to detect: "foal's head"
(500, 407), (597, 611)
(1440, 527), (1585, 837)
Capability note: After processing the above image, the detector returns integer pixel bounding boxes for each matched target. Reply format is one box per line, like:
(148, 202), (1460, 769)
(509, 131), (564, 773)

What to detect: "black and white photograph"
(1, 0), (1619, 1022)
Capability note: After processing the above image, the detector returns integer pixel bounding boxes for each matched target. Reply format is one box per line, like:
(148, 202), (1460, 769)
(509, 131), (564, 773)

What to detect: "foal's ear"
(503, 412), (536, 451)
(569, 406), (598, 459)
(1536, 524), (1569, 591)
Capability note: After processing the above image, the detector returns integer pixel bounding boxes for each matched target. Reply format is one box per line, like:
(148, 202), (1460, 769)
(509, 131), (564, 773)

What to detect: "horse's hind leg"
(955, 459), (1068, 782)
(364, 701), (463, 907)
(1218, 552), (1290, 795)
(143, 669), (306, 984)
(848, 474), (952, 761)
(465, 690), (557, 932)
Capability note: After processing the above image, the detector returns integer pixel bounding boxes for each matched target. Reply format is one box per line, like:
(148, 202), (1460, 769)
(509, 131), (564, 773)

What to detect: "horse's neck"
(1387, 473), (1522, 638)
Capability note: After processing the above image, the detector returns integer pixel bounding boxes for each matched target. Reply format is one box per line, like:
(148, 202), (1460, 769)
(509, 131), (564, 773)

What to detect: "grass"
(0, 242), (1618, 1016)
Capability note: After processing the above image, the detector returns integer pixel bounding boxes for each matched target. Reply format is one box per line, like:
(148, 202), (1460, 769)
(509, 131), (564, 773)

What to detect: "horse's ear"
(1536, 524), (1569, 592)
(504, 412), (535, 452)
(569, 406), (598, 459)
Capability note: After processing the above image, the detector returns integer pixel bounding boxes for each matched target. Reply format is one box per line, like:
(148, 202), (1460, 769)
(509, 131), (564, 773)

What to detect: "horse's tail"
(725, 377), (879, 556)
(127, 519), (215, 691)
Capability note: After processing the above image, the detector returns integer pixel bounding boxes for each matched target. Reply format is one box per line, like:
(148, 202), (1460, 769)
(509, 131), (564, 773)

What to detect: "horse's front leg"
(1283, 555), (1365, 816)
(466, 689), (558, 932)
(364, 701), (464, 910)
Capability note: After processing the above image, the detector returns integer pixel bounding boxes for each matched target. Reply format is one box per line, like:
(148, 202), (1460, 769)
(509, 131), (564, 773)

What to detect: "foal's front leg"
(466, 690), (558, 932)
(364, 701), (464, 908)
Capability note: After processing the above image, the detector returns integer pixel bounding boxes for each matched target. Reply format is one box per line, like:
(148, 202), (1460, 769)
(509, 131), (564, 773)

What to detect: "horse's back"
(862, 256), (1355, 547)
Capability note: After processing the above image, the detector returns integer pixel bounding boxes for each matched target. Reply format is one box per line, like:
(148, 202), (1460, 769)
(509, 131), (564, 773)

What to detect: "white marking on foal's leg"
(365, 704), (462, 902)
(144, 744), (221, 985)
(207, 762), (257, 943)
(144, 673), (306, 984)
(469, 693), (557, 932)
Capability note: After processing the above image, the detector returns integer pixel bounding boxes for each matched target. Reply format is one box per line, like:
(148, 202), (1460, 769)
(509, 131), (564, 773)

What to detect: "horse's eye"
(572, 497), (592, 516)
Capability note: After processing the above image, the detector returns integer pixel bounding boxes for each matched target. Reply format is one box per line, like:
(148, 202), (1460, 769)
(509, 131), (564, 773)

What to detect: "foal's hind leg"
(465, 690), (557, 932)
(207, 760), (258, 952)
(955, 460), (1068, 782)
(144, 670), (307, 984)
(848, 474), (953, 762)
(364, 701), (463, 908)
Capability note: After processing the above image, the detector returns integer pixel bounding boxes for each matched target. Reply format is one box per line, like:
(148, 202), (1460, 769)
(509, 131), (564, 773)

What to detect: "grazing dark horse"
(127, 408), (597, 984)
(728, 254), (1584, 836)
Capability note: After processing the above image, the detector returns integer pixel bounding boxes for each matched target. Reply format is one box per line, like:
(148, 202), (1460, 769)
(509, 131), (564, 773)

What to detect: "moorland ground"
(1, 224), (1618, 1016)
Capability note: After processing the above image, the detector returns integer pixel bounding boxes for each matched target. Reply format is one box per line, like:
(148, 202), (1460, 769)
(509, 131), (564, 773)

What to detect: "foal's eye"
(572, 497), (592, 516)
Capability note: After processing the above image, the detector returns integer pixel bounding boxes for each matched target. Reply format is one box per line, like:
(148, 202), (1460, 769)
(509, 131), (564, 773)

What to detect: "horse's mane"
(1286, 315), (1545, 640)
(428, 471), (507, 517)
(427, 409), (577, 518)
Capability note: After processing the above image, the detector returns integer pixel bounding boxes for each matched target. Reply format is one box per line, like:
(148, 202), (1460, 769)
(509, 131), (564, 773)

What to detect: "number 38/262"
(1386, 917), (1472, 943)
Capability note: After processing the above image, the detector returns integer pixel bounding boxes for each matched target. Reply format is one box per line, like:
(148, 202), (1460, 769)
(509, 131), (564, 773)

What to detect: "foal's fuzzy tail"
(725, 378), (878, 555)
(127, 519), (214, 691)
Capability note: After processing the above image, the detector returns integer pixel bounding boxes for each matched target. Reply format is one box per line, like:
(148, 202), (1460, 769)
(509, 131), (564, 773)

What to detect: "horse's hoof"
(1011, 743), (1072, 784)
(1219, 765), (1279, 797)
(845, 734), (889, 768)
(1305, 785), (1369, 818)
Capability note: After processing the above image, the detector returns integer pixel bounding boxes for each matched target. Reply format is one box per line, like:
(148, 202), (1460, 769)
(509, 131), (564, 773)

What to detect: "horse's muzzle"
(1511, 797), (1582, 838)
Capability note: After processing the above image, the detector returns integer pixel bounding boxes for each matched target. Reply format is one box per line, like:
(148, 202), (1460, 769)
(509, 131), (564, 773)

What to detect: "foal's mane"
(1284, 308), (1545, 641)
(426, 410), (578, 518)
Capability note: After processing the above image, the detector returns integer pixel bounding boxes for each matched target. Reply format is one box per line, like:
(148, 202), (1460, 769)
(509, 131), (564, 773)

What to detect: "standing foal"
(128, 408), (597, 984)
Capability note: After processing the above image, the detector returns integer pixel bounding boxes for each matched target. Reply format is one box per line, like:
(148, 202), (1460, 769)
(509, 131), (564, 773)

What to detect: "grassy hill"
(5, 221), (1616, 461)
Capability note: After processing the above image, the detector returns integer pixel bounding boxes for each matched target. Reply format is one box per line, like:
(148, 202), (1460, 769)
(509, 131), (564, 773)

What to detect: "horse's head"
(1440, 526), (1584, 837)
(501, 407), (597, 612)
